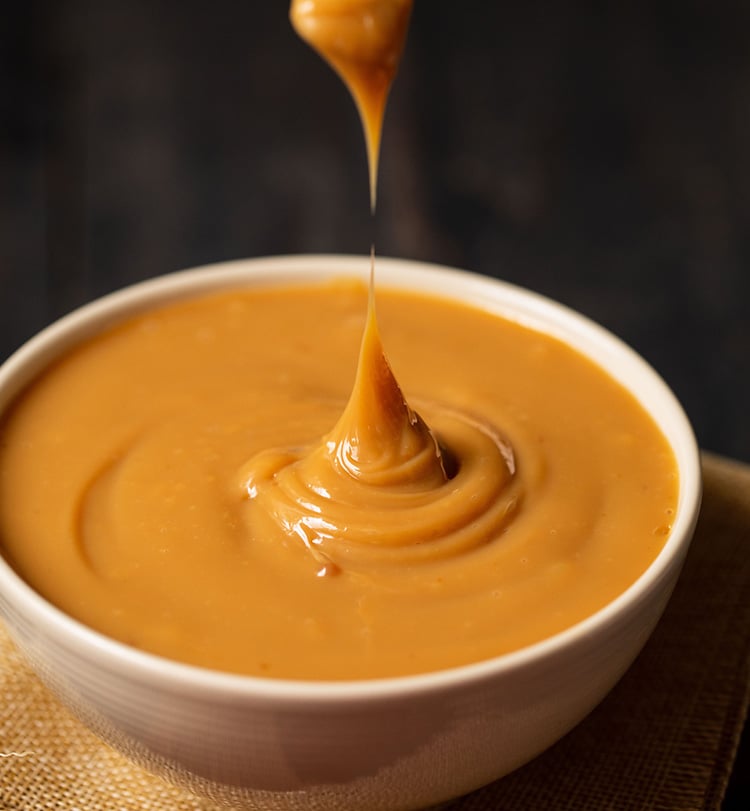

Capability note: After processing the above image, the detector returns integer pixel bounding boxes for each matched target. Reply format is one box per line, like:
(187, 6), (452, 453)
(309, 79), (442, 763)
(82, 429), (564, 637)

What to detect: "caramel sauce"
(0, 1), (679, 680)
(0, 282), (678, 679)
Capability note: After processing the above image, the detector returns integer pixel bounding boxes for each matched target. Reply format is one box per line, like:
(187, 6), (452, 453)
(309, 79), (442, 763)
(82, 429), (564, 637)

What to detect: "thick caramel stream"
(327, 290), (448, 489)
(268, 0), (476, 573)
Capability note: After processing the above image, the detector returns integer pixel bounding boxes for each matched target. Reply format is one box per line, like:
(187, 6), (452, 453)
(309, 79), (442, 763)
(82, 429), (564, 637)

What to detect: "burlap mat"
(1, 452), (748, 811)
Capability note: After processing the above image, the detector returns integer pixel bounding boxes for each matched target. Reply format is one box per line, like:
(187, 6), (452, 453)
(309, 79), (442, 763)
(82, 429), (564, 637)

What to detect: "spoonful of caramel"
(290, 0), (413, 210)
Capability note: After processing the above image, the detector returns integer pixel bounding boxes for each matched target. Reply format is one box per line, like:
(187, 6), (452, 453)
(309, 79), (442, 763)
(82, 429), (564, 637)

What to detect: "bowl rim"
(0, 253), (702, 703)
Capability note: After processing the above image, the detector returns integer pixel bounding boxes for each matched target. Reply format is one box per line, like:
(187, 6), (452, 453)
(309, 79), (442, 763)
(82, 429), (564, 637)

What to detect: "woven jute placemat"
(1, 452), (748, 811)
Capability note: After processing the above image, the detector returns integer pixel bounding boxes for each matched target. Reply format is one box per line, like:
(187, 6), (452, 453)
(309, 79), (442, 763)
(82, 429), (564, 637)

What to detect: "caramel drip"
(326, 274), (449, 488)
(261, 3), (520, 575)
(290, 0), (413, 209)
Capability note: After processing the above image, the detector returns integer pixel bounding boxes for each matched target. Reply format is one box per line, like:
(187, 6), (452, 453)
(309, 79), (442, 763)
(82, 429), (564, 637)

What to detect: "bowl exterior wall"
(0, 559), (680, 810)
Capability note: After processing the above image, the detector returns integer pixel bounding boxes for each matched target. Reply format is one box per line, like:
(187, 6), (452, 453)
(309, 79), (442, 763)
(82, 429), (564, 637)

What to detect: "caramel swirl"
(240, 408), (519, 571)
(239, 298), (519, 572)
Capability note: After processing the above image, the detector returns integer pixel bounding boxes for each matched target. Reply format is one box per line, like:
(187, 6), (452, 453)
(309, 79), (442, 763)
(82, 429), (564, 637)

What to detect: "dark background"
(1, 1), (748, 807)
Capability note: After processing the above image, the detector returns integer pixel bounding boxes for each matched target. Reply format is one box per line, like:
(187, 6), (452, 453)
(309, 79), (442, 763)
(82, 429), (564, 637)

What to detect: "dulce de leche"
(0, 280), (677, 679)
(0, 3), (678, 681)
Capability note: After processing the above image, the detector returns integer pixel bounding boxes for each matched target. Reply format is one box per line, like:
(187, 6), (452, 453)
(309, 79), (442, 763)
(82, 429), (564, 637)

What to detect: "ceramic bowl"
(0, 255), (701, 810)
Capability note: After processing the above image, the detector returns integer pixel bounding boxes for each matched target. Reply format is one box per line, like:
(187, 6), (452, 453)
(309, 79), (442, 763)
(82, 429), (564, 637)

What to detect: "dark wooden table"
(1, 2), (748, 808)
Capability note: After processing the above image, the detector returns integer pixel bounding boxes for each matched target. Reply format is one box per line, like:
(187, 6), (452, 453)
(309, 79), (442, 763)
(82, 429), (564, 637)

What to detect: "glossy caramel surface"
(0, 281), (677, 679)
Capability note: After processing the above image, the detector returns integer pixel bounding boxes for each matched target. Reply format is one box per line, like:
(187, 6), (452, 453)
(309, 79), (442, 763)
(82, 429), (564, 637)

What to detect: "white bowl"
(0, 255), (701, 810)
